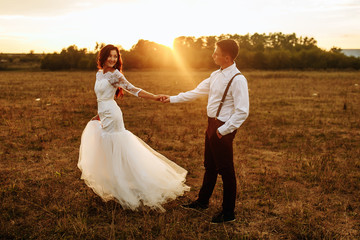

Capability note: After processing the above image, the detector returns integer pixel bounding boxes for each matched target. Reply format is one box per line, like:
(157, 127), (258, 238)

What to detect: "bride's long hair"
(97, 44), (124, 99)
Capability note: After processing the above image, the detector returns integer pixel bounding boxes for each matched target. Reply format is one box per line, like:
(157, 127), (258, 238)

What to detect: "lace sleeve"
(108, 70), (142, 97)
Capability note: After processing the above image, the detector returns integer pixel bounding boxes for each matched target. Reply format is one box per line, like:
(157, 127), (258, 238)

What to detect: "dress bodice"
(94, 69), (142, 133)
(94, 69), (142, 102)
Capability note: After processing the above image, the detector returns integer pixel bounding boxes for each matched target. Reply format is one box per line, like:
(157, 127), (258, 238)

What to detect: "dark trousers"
(198, 117), (237, 213)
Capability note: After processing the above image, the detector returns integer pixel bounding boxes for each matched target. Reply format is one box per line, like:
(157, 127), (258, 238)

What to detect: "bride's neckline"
(101, 69), (116, 74)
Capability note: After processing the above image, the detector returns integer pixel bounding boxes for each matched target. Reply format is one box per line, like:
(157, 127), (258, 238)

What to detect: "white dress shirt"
(170, 63), (249, 136)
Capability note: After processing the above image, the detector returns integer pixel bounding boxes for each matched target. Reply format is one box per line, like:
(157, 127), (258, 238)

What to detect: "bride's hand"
(158, 95), (170, 103)
(153, 95), (162, 101)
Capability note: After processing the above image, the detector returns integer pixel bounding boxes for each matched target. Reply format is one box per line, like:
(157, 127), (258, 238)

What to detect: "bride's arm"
(110, 71), (160, 101)
(138, 90), (160, 101)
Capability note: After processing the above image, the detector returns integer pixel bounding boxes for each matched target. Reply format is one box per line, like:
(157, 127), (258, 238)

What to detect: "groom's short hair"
(216, 39), (239, 61)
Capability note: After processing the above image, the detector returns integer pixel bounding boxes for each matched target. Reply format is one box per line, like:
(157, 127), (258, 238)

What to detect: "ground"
(1, 70), (359, 239)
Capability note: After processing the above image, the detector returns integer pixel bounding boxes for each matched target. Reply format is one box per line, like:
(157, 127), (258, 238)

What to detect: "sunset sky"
(0, 0), (359, 53)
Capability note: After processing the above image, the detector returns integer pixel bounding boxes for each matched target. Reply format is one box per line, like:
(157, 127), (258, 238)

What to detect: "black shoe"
(181, 200), (209, 210)
(210, 211), (235, 224)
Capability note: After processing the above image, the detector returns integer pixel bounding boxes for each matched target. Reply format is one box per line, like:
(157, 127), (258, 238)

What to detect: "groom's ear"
(225, 55), (232, 63)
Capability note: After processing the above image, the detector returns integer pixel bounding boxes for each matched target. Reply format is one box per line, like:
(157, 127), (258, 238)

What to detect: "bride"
(78, 44), (189, 212)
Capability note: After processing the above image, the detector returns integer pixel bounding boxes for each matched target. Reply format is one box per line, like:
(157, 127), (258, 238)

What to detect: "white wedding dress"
(78, 69), (189, 211)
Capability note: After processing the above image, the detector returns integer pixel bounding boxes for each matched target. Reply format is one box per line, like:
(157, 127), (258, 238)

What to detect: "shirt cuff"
(169, 96), (178, 103)
(217, 125), (229, 136)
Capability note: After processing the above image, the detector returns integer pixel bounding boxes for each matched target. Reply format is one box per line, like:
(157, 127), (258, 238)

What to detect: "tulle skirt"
(78, 120), (190, 212)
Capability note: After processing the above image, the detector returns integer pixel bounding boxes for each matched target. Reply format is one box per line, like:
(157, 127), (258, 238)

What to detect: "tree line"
(1, 33), (359, 71)
(170, 33), (360, 70)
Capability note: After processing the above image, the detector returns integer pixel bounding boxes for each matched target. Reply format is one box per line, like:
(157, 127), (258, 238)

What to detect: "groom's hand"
(159, 95), (170, 103)
(216, 129), (223, 139)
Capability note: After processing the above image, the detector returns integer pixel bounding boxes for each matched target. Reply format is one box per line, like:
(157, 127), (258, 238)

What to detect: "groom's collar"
(220, 62), (236, 78)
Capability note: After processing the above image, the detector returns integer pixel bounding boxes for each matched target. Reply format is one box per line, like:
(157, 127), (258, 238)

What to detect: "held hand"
(153, 95), (162, 101)
(158, 95), (170, 103)
(216, 129), (223, 139)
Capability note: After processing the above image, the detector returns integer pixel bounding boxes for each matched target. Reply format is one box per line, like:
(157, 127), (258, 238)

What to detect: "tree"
(39, 34), (360, 71)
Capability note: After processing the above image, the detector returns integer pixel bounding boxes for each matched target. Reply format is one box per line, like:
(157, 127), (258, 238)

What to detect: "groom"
(161, 39), (249, 223)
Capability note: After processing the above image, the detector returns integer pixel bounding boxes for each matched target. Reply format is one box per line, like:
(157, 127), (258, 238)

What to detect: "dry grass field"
(1, 70), (360, 239)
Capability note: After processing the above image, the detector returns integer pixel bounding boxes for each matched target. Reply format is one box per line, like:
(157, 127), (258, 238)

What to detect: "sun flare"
(0, 0), (359, 53)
